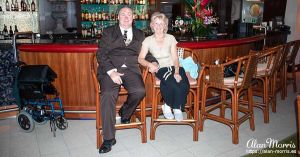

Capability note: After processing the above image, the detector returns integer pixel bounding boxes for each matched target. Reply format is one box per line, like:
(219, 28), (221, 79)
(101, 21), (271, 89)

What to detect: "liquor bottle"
(145, 9), (149, 20)
(111, 10), (115, 20)
(140, 7), (145, 20)
(15, 0), (19, 11)
(133, 6), (137, 20)
(3, 25), (8, 38)
(26, 0), (30, 11)
(90, 23), (94, 37)
(88, 12), (92, 21)
(91, 10), (95, 21)
(98, 10), (102, 20)
(6, 0), (10, 11)
(31, 0), (35, 11)
(105, 11), (109, 20)
(11, 0), (15, 11)
(95, 11), (98, 21)
(0, 31), (4, 40)
(14, 25), (18, 33)
(81, 24), (86, 38)
(102, 9), (106, 20)
(9, 26), (13, 37)
(81, 10), (85, 20)
(20, 0), (24, 11)
(22, 0), (26, 11)
(85, 10), (89, 21)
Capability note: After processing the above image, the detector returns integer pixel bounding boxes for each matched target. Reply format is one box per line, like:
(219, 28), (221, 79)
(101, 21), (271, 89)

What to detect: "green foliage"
(191, 18), (211, 37)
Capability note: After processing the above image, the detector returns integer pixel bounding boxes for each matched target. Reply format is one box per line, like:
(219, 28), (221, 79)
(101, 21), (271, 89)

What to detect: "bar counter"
(18, 34), (264, 118)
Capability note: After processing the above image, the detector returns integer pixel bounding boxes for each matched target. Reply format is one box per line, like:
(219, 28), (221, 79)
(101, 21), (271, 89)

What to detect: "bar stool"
(149, 48), (204, 141)
(277, 43), (292, 100)
(251, 45), (284, 123)
(199, 54), (258, 144)
(91, 54), (148, 148)
(283, 40), (300, 98)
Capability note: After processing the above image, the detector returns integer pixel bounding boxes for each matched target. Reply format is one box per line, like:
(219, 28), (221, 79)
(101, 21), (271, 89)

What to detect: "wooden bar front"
(19, 44), (98, 118)
(18, 34), (264, 118)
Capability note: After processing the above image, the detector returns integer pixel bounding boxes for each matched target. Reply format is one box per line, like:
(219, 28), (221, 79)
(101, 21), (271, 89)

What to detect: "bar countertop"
(17, 33), (265, 52)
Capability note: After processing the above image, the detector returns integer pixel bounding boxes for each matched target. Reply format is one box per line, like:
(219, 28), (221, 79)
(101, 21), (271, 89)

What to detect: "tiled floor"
(0, 72), (299, 157)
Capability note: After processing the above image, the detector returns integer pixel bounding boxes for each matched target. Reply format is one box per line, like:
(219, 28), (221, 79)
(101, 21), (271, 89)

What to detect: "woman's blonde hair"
(150, 12), (168, 34)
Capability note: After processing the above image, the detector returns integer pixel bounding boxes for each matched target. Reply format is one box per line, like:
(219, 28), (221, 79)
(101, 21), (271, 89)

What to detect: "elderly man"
(96, 6), (158, 153)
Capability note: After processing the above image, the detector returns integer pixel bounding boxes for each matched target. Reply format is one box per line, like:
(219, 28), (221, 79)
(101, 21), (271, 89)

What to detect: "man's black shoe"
(118, 107), (131, 124)
(99, 138), (116, 154)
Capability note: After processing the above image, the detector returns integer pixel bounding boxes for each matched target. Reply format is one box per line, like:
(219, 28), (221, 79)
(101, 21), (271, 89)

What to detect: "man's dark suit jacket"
(96, 25), (156, 79)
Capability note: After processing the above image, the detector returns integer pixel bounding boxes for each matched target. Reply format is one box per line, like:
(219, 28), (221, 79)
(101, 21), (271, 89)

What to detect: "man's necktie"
(123, 30), (127, 42)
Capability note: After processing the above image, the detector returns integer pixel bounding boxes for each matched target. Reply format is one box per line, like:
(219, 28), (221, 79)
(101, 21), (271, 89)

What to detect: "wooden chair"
(150, 48), (204, 141)
(251, 45), (285, 123)
(91, 54), (148, 148)
(282, 40), (300, 98)
(199, 54), (258, 144)
(277, 43), (292, 100)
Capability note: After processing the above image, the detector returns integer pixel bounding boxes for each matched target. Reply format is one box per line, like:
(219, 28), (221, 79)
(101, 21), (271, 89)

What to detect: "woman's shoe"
(162, 104), (174, 119)
(173, 109), (183, 122)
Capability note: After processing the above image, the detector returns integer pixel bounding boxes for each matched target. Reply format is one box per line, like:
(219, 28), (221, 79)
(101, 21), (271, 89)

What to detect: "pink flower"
(200, 0), (210, 7)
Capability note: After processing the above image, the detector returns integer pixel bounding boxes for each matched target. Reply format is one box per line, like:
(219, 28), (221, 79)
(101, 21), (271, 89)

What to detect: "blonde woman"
(138, 12), (190, 121)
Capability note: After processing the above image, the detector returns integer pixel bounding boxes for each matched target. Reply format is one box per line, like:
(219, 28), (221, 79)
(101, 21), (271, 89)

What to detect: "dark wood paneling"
(263, 0), (287, 22)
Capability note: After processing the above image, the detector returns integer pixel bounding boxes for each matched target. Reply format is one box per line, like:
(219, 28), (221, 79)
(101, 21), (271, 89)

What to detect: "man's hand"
(109, 71), (124, 85)
(174, 73), (182, 83)
(148, 62), (159, 73)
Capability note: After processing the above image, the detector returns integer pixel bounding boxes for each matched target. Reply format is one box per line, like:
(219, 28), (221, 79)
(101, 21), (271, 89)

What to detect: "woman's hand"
(174, 73), (182, 83)
(148, 62), (159, 73)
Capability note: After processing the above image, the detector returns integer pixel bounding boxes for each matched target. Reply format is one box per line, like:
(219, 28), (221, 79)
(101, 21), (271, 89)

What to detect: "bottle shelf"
(81, 3), (147, 5)
(81, 19), (149, 22)
(1, 11), (38, 13)
(79, 0), (150, 37)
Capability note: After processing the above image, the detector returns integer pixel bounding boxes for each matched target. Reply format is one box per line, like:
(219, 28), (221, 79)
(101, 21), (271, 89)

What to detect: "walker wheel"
(55, 116), (68, 130)
(16, 110), (35, 133)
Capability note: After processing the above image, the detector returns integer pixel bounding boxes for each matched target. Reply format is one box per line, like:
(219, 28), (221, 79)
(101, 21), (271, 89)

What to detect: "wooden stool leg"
(271, 74), (277, 113)
(199, 85), (207, 132)
(193, 89), (199, 141)
(284, 63), (288, 98)
(141, 99), (147, 143)
(220, 90), (226, 118)
(150, 88), (157, 140)
(232, 93), (239, 144)
(292, 65), (297, 92)
(248, 88), (255, 131)
(264, 78), (270, 123)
